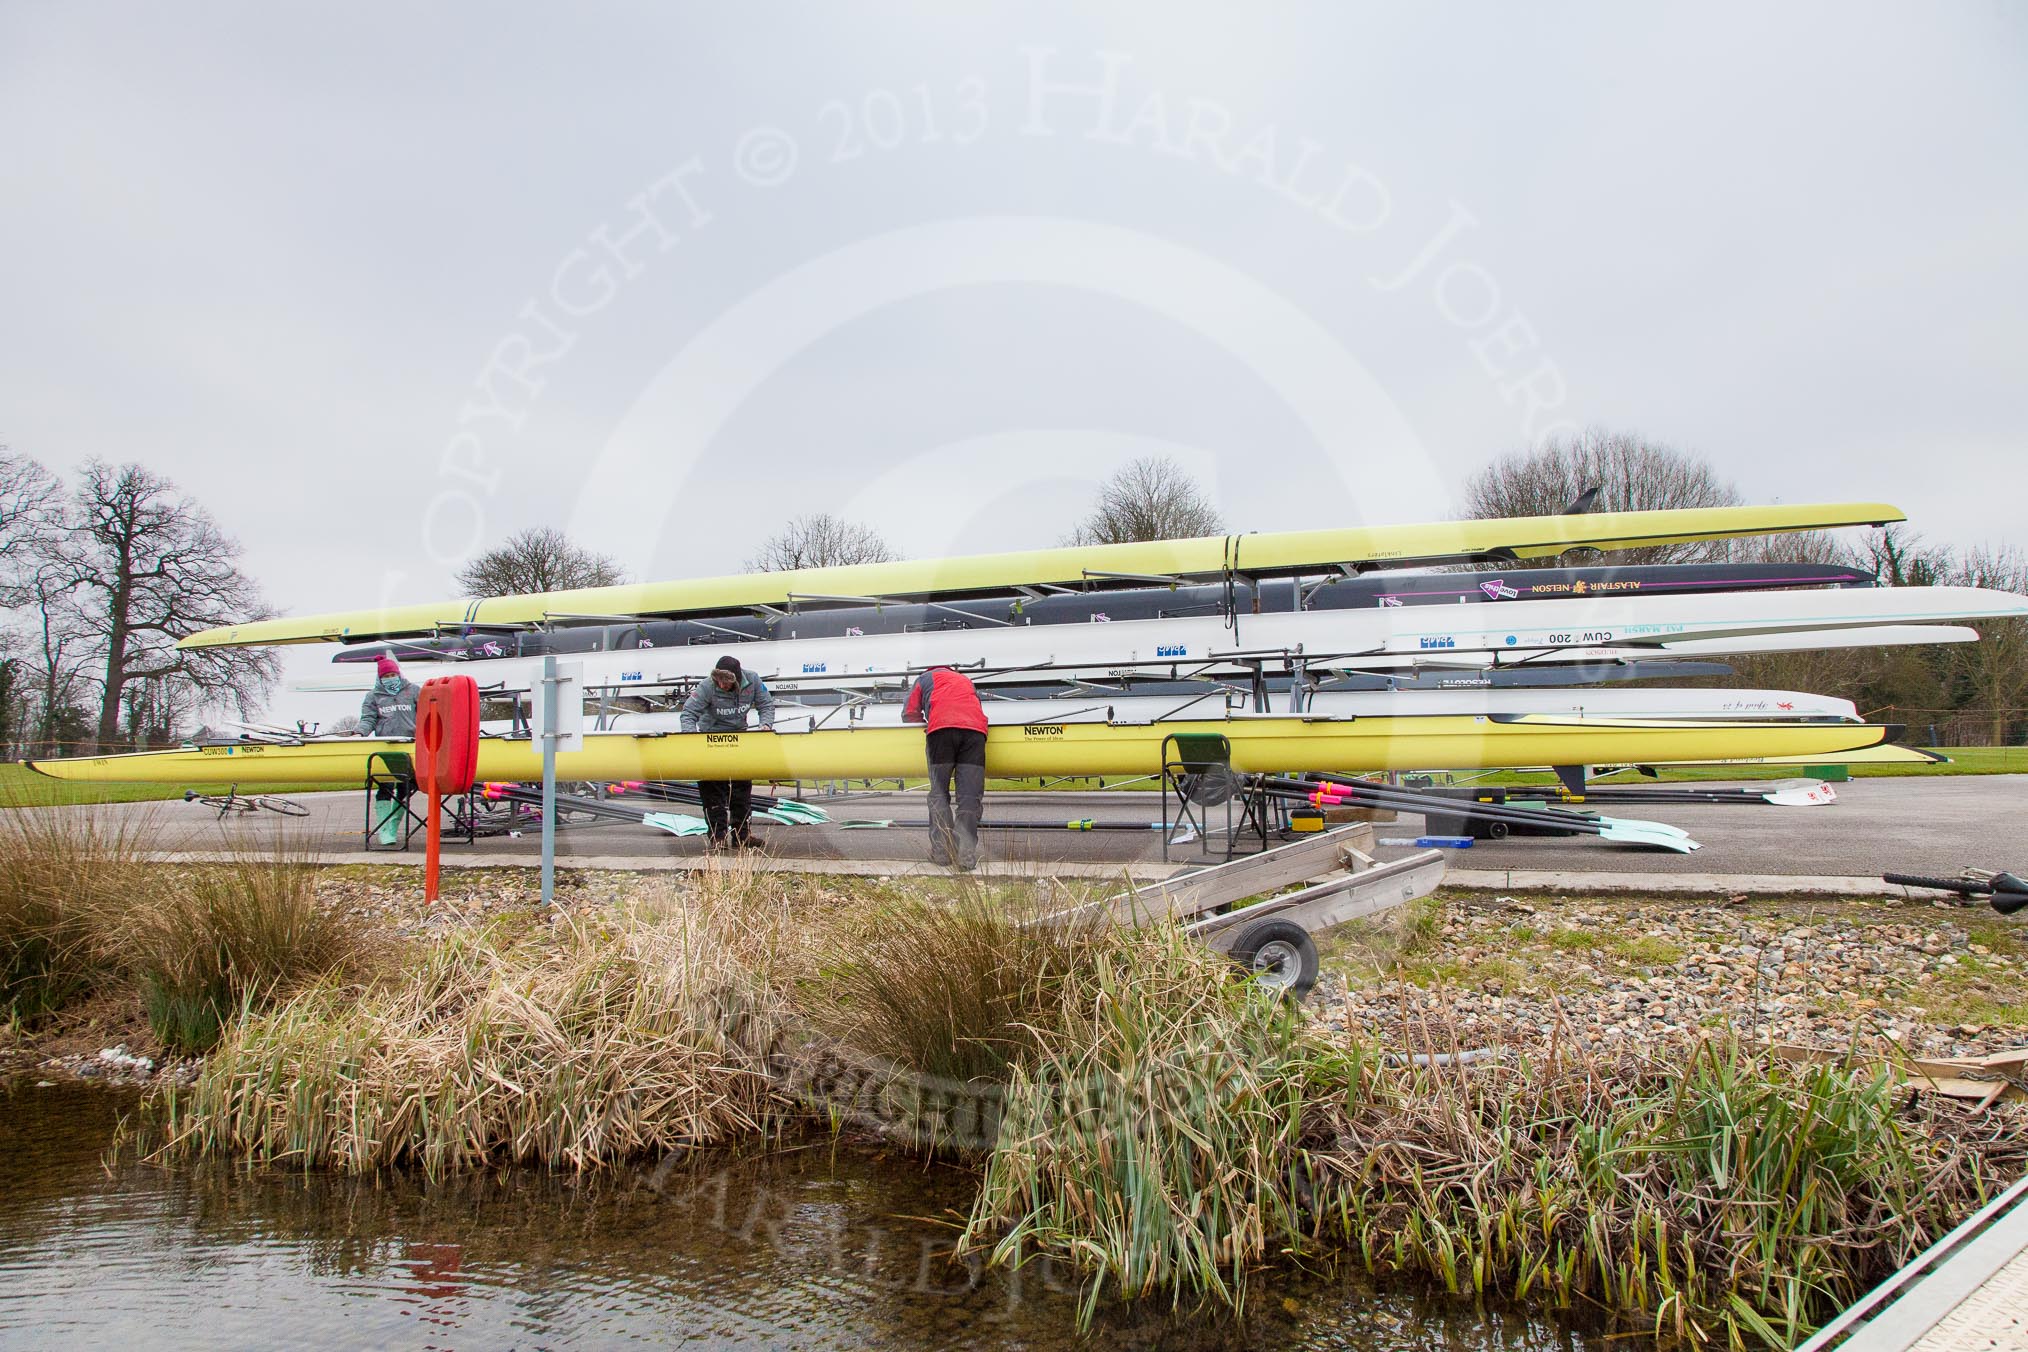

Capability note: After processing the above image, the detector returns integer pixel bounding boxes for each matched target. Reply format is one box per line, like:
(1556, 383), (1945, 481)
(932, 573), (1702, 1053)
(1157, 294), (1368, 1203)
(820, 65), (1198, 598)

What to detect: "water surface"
(0, 1082), (1601, 1350)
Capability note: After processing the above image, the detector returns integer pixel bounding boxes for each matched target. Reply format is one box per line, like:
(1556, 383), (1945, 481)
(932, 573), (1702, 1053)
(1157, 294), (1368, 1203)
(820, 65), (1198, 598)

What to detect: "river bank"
(15, 865), (2027, 1082)
(6, 854), (2026, 1348)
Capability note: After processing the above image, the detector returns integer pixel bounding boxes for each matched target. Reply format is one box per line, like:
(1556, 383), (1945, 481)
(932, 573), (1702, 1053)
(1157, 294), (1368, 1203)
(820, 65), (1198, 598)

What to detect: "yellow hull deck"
(28, 715), (1908, 787)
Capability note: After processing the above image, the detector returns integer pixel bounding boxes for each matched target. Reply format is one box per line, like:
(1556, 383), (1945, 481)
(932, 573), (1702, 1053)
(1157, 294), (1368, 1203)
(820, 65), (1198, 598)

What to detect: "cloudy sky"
(4, 3), (2024, 721)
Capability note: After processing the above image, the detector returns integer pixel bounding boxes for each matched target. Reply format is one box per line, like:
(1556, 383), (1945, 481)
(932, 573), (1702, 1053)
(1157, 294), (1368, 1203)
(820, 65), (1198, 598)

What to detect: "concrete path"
(42, 775), (2028, 890)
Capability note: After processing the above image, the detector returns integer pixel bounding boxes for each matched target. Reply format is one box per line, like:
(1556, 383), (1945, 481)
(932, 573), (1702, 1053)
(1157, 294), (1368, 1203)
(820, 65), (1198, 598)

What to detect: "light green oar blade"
(767, 800), (830, 823)
(643, 812), (710, 837)
(1596, 819), (1700, 852)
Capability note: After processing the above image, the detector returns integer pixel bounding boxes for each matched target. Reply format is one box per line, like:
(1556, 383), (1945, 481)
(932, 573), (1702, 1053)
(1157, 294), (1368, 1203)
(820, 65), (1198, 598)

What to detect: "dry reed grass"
(958, 922), (1325, 1324)
(119, 837), (362, 1052)
(1314, 1027), (2017, 1348)
(953, 932), (2020, 1347)
(114, 855), (2023, 1347)
(144, 865), (794, 1175)
(0, 807), (142, 1022)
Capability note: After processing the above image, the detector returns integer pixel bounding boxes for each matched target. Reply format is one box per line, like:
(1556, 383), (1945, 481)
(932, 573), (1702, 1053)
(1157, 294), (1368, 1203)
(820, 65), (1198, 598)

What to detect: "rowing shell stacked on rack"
(30, 499), (2028, 787)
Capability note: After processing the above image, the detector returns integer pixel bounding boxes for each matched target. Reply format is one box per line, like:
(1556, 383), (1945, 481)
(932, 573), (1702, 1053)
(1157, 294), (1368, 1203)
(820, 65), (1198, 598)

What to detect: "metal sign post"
(533, 657), (584, 907)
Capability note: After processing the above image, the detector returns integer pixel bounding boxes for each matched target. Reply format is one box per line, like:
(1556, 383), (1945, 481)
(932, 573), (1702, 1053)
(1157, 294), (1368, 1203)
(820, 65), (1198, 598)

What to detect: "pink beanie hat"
(376, 655), (401, 678)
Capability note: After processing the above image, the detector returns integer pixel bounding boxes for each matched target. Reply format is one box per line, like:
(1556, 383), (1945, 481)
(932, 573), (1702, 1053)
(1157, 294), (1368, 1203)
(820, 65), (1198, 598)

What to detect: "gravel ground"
(1316, 888), (2028, 1062)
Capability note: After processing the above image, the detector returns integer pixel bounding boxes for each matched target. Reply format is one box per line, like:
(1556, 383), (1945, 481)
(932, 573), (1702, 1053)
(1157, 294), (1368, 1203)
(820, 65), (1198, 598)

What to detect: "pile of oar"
(615, 780), (831, 825)
(1266, 775), (1699, 853)
(479, 783), (829, 837)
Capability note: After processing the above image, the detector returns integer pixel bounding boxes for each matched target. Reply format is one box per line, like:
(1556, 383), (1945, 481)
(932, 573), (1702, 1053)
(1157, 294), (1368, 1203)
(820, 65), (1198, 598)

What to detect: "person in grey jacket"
(358, 655), (421, 738)
(679, 655), (775, 849)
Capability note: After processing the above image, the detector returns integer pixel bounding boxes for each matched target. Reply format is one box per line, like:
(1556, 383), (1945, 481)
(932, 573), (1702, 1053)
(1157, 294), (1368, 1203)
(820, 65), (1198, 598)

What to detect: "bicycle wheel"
(258, 796), (311, 818)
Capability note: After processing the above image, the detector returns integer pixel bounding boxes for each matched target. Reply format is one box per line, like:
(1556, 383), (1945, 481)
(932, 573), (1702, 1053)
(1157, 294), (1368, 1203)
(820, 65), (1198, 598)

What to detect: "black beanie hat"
(714, 655), (742, 677)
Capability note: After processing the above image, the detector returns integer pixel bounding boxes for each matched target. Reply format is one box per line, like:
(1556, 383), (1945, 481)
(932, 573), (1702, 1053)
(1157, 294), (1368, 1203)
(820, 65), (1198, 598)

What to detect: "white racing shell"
(317, 585), (2022, 698)
(594, 686), (1861, 735)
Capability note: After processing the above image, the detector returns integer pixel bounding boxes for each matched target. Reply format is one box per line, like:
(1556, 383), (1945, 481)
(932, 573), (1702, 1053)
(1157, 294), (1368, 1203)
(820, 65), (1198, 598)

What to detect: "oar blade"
(1596, 820), (1701, 852)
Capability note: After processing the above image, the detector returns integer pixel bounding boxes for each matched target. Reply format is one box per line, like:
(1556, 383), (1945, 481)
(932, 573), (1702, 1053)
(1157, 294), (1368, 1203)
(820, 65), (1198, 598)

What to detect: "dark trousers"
(697, 779), (753, 843)
(925, 728), (987, 865)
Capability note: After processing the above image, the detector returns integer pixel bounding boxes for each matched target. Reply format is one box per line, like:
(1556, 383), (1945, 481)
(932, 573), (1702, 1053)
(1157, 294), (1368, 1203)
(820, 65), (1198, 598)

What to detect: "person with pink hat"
(358, 654), (421, 738)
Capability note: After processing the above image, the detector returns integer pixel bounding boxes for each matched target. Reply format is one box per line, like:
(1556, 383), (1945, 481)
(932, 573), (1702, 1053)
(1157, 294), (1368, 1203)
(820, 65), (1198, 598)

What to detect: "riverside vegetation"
(3, 813), (2023, 1349)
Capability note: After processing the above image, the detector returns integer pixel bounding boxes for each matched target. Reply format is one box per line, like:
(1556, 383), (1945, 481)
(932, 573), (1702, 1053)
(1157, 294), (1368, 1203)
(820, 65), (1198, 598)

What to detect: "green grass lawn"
(0, 762), (337, 808)
(1462, 745), (2027, 787)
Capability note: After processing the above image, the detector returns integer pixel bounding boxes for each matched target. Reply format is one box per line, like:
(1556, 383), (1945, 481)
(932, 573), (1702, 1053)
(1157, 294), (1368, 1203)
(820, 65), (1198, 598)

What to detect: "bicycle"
(182, 787), (312, 820)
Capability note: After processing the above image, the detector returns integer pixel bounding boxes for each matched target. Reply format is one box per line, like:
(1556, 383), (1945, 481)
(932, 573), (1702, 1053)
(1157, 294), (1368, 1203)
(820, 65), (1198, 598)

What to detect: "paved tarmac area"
(50, 775), (2028, 883)
(1448, 774), (2027, 878)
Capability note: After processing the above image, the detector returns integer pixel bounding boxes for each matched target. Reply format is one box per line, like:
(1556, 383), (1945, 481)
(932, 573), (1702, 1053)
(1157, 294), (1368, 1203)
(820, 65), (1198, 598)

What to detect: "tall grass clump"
(0, 808), (140, 1022)
(811, 883), (1107, 1089)
(146, 870), (793, 1175)
(120, 840), (361, 1053)
(957, 923), (1341, 1325)
(1317, 1034), (2009, 1348)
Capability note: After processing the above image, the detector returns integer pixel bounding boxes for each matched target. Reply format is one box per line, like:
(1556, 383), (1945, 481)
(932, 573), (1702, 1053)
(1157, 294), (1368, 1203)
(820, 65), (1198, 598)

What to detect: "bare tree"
(1063, 456), (1224, 545)
(43, 462), (279, 749)
(23, 561), (91, 755)
(1461, 428), (1744, 564)
(1947, 545), (2028, 746)
(0, 449), (64, 754)
(1856, 524), (1949, 587)
(0, 448), (60, 605)
(745, 513), (898, 572)
(455, 527), (625, 596)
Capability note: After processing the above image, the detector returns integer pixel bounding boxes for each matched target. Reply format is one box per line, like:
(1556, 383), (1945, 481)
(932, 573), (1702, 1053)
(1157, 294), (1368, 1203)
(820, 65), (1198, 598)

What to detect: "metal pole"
(541, 653), (557, 907)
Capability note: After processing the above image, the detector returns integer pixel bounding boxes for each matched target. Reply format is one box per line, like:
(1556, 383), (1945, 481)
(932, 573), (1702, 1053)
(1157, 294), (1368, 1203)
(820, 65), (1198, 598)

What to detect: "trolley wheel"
(1227, 918), (1320, 1001)
(1486, 820), (1509, 840)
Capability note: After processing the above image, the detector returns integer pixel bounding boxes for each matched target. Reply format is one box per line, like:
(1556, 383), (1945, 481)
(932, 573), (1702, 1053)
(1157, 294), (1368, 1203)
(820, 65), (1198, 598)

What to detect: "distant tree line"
(0, 448), (279, 758)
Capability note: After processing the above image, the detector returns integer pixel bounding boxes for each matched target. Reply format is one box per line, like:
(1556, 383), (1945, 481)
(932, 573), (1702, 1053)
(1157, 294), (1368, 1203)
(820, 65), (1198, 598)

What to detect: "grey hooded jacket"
(679, 671), (775, 733)
(359, 678), (421, 738)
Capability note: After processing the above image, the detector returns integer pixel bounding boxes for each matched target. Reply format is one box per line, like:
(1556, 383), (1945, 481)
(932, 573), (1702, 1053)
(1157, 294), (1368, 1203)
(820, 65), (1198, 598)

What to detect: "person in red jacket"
(902, 665), (989, 869)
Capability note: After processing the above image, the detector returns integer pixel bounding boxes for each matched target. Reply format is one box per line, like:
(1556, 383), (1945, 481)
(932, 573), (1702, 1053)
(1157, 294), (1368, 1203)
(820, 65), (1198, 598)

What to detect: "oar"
(1271, 777), (1699, 852)
(1590, 820), (1700, 853)
(1291, 775), (1696, 839)
(834, 817), (1201, 844)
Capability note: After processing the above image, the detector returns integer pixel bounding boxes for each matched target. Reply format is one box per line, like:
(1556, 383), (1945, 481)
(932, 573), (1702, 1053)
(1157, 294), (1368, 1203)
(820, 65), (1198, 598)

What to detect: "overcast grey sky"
(4, 3), (2024, 721)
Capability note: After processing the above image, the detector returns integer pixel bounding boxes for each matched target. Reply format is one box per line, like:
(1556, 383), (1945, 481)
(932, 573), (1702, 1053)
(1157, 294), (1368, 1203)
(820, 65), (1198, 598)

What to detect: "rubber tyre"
(1486, 821), (1509, 840)
(1228, 918), (1320, 1002)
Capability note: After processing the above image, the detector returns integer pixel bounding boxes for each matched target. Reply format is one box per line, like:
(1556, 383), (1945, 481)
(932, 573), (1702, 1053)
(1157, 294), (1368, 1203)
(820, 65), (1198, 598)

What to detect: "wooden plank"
(1769, 1045), (2026, 1103)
